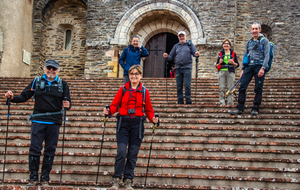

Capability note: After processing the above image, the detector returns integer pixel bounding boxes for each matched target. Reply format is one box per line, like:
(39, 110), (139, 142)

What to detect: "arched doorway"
(143, 33), (178, 78)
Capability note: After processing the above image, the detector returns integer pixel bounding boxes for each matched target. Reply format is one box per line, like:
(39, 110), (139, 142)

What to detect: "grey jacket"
(243, 35), (270, 70)
(167, 41), (197, 69)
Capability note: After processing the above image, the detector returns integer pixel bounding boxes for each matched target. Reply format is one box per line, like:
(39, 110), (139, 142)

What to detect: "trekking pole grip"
(105, 105), (109, 118)
(155, 113), (159, 127)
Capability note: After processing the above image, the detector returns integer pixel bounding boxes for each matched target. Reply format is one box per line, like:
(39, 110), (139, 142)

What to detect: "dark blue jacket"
(119, 45), (149, 75)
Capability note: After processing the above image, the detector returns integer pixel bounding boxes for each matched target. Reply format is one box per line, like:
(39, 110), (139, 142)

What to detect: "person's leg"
(183, 68), (192, 104)
(227, 72), (235, 106)
(124, 75), (130, 84)
(218, 71), (226, 105)
(236, 66), (254, 111)
(175, 69), (184, 104)
(252, 65), (266, 114)
(41, 124), (60, 184)
(28, 123), (46, 185)
(113, 118), (130, 179)
(124, 118), (143, 189)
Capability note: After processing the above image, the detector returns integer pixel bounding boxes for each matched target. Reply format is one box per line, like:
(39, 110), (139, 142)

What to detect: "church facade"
(0, 0), (299, 78)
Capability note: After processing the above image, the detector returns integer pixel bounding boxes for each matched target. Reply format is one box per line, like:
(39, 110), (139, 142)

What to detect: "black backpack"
(30, 76), (63, 101)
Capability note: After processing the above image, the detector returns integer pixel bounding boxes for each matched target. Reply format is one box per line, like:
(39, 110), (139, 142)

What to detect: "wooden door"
(143, 33), (167, 77)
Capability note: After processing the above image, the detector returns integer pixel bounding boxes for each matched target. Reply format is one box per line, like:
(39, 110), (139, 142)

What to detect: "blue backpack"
(257, 37), (275, 73)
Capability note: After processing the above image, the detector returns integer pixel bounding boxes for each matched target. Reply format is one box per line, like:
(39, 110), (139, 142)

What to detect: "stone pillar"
(107, 50), (119, 78)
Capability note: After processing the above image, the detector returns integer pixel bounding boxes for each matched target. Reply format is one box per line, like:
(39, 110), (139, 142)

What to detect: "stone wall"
(84, 0), (300, 78)
(0, 0), (33, 77)
(31, 0), (87, 77)
(234, 0), (300, 77)
(43, 1), (87, 77)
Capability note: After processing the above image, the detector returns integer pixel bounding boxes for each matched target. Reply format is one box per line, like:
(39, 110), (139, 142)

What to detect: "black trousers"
(29, 122), (60, 157)
(29, 122), (60, 182)
(237, 64), (265, 112)
(113, 117), (144, 180)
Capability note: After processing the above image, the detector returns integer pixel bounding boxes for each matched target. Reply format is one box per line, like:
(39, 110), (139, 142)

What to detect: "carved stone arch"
(136, 19), (190, 47)
(110, 0), (206, 46)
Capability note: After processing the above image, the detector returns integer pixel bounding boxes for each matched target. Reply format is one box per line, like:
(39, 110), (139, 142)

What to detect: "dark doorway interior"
(143, 32), (179, 78)
(166, 33), (179, 77)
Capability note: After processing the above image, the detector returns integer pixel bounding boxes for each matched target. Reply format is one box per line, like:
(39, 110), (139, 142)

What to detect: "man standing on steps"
(230, 22), (270, 116)
(4, 59), (71, 186)
(163, 31), (200, 104)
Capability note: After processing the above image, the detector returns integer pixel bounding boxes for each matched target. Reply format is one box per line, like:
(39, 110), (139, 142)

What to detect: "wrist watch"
(262, 66), (266, 70)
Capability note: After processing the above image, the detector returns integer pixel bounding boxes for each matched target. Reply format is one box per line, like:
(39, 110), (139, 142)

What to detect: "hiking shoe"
(110, 177), (121, 189)
(251, 110), (259, 116)
(230, 109), (244, 115)
(124, 178), (134, 190)
(27, 180), (38, 186)
(40, 181), (49, 187)
(186, 98), (192, 104)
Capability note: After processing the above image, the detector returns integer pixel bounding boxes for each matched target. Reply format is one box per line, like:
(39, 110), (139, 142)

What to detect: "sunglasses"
(46, 66), (58, 71)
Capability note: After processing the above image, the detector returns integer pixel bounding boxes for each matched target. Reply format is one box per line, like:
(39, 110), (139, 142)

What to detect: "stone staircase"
(0, 76), (299, 190)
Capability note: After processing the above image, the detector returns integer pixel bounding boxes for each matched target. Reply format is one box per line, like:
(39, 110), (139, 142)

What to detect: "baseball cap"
(178, 31), (186, 36)
(45, 59), (59, 68)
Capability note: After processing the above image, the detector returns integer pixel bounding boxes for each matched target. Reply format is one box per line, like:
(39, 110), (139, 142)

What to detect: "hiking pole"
(2, 98), (10, 184)
(95, 104), (109, 187)
(60, 106), (67, 185)
(165, 58), (168, 105)
(195, 56), (199, 104)
(143, 113), (159, 189)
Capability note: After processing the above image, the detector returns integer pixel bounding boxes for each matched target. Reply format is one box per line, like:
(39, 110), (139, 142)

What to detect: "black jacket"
(11, 77), (71, 125)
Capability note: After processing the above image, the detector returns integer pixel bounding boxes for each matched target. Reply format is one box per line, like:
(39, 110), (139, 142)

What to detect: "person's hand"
(240, 70), (244, 78)
(219, 58), (223, 64)
(5, 91), (14, 100)
(258, 68), (265, 77)
(228, 59), (234, 64)
(195, 51), (200, 57)
(63, 100), (70, 109)
(139, 46), (141, 49)
(163, 53), (168, 58)
(103, 107), (110, 116)
(152, 117), (158, 124)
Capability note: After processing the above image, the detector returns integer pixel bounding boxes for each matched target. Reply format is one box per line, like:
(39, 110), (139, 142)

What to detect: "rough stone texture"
(1, 0), (300, 78)
(0, 0), (33, 77)
(43, 2), (87, 77)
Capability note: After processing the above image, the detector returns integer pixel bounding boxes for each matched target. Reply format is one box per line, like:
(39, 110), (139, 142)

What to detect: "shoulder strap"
(142, 85), (146, 113)
(57, 77), (63, 93)
(30, 76), (41, 102)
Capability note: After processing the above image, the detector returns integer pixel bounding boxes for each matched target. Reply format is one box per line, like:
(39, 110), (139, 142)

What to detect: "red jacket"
(110, 82), (155, 123)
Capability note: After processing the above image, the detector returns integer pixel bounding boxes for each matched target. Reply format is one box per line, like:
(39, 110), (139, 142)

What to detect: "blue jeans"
(236, 64), (265, 111)
(175, 68), (192, 101)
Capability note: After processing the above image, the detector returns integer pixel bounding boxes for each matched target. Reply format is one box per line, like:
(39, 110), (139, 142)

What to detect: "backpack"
(30, 76), (63, 101)
(120, 84), (146, 112)
(260, 38), (275, 73)
(248, 37), (275, 73)
(217, 50), (236, 71)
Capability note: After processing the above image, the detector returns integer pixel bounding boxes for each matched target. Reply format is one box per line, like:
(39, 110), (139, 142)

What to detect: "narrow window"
(65, 29), (71, 50)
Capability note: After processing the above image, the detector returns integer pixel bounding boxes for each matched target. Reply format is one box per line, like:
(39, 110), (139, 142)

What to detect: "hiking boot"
(27, 180), (38, 186)
(186, 98), (192, 104)
(230, 109), (244, 115)
(124, 178), (134, 190)
(110, 177), (121, 189)
(251, 110), (259, 116)
(177, 98), (184, 104)
(40, 181), (49, 187)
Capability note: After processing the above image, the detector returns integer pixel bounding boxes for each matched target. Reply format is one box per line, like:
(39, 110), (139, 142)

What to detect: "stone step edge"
(1, 151), (299, 163)
(1, 159), (299, 174)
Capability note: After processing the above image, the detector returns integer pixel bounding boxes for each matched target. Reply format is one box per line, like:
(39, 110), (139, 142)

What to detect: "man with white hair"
(163, 31), (200, 104)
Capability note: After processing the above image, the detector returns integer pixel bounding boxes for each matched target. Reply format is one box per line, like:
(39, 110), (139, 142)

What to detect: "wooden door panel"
(144, 33), (167, 77)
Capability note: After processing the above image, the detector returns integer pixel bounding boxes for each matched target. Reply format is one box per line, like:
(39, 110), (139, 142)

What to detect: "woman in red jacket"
(103, 65), (158, 190)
